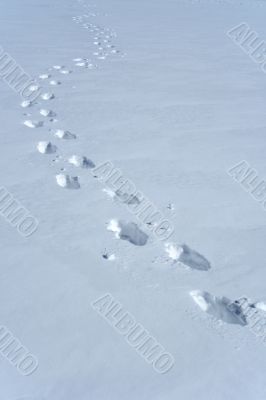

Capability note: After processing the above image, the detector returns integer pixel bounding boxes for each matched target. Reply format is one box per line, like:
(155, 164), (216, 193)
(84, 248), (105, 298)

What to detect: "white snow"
(1, 0), (266, 398)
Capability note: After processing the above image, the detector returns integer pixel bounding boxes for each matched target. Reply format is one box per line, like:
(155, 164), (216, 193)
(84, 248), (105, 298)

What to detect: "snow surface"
(1, 0), (266, 399)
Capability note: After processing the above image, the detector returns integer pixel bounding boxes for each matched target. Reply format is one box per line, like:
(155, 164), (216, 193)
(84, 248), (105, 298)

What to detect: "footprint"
(40, 109), (56, 118)
(49, 80), (61, 86)
(103, 188), (116, 199)
(107, 219), (148, 246)
(56, 174), (80, 189)
(28, 84), (40, 92)
(54, 129), (76, 140)
(190, 290), (247, 326)
(37, 141), (57, 154)
(115, 189), (141, 206)
(254, 301), (266, 311)
(75, 61), (88, 67)
(68, 155), (95, 168)
(39, 73), (51, 80)
(103, 187), (140, 206)
(21, 100), (32, 108)
(53, 65), (64, 70)
(41, 93), (55, 101)
(165, 243), (211, 271)
(23, 120), (43, 128)
(59, 69), (72, 75)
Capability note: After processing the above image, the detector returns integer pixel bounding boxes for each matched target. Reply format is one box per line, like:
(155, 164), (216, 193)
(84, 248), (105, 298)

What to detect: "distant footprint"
(59, 69), (72, 75)
(39, 73), (51, 80)
(41, 93), (55, 101)
(37, 141), (57, 154)
(103, 188), (140, 206)
(54, 129), (76, 140)
(56, 174), (80, 189)
(49, 80), (61, 86)
(21, 100), (33, 108)
(165, 243), (211, 271)
(40, 109), (56, 118)
(115, 189), (141, 205)
(53, 65), (64, 70)
(107, 219), (148, 246)
(24, 120), (43, 128)
(68, 155), (95, 168)
(28, 84), (40, 92)
(190, 290), (247, 326)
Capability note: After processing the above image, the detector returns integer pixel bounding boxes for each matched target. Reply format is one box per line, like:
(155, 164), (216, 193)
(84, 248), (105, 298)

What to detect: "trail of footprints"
(21, 8), (123, 193)
(20, 1), (265, 335)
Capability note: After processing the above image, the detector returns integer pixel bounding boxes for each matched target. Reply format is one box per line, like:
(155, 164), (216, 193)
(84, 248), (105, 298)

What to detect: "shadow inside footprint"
(107, 219), (148, 246)
(115, 190), (141, 206)
(165, 243), (211, 271)
(178, 244), (211, 271)
(190, 290), (247, 326)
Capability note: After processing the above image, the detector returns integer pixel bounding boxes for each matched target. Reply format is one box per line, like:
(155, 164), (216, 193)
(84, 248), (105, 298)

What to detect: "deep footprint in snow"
(107, 219), (148, 246)
(56, 174), (80, 189)
(165, 243), (211, 271)
(23, 120), (43, 128)
(103, 188), (141, 206)
(37, 141), (57, 154)
(68, 155), (95, 168)
(190, 290), (247, 326)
